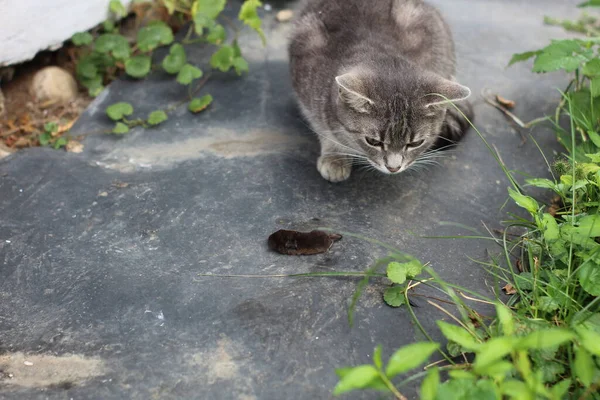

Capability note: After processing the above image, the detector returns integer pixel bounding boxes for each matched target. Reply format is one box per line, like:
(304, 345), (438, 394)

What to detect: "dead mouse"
(267, 229), (342, 255)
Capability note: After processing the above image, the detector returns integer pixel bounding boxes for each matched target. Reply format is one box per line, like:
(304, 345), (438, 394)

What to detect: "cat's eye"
(365, 137), (383, 147)
(407, 139), (425, 149)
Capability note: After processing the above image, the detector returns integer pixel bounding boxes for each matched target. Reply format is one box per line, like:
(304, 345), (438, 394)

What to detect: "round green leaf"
(233, 57), (249, 75)
(385, 342), (439, 378)
(189, 95), (213, 113)
(192, 0), (226, 32)
(53, 137), (68, 149)
(76, 56), (99, 79)
(162, 43), (187, 74)
(125, 55), (152, 79)
(383, 286), (405, 307)
(39, 133), (51, 146)
(137, 21), (174, 52)
(95, 34), (131, 60)
(177, 64), (203, 85)
(106, 102), (134, 121)
(387, 262), (407, 284)
(147, 110), (168, 126)
(207, 24), (226, 44)
(109, 0), (127, 18)
(72, 32), (93, 46)
(210, 45), (235, 72)
(112, 122), (130, 134)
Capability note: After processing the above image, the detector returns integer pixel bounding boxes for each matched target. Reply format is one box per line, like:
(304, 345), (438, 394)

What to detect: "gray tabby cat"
(289, 0), (473, 182)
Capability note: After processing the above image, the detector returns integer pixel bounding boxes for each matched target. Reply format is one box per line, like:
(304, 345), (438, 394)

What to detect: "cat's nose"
(386, 165), (401, 173)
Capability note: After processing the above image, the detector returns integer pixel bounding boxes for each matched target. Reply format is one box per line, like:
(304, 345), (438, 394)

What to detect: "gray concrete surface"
(0, 0), (582, 398)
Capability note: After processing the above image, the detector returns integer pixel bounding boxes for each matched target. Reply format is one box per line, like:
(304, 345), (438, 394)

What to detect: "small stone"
(0, 142), (14, 160)
(66, 140), (84, 153)
(24, 361), (33, 366)
(276, 9), (294, 22)
(264, 4), (272, 11)
(30, 66), (78, 104)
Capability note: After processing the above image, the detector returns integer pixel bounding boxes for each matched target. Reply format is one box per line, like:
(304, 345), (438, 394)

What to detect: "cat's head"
(331, 67), (471, 174)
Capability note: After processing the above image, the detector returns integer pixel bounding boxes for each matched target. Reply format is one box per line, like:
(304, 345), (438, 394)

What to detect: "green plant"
(39, 122), (68, 149)
(509, 2), (600, 160)
(71, 0), (262, 134)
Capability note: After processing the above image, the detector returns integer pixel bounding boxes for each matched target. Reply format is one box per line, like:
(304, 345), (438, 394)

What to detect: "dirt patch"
(99, 128), (309, 171)
(0, 352), (107, 389)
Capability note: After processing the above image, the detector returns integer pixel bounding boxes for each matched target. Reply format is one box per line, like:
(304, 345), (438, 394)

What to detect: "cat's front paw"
(317, 155), (351, 182)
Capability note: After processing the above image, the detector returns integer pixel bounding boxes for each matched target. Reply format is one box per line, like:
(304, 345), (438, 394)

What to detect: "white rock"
(30, 66), (78, 104)
(276, 9), (294, 22)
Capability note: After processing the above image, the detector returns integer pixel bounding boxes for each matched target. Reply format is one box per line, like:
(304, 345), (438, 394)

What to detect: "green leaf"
(404, 259), (423, 277)
(333, 365), (379, 395)
(496, 303), (515, 336)
(189, 95), (213, 113)
(147, 110), (168, 126)
(541, 213), (560, 242)
(109, 0), (127, 18)
(583, 59), (600, 77)
(137, 21), (174, 52)
(508, 188), (539, 214)
(437, 321), (480, 351)
(71, 32), (93, 46)
(525, 178), (556, 190)
(80, 75), (104, 97)
(176, 64), (203, 85)
(537, 296), (560, 313)
(103, 20), (116, 33)
(39, 132), (51, 146)
(550, 379), (572, 399)
(387, 262), (407, 284)
(575, 214), (600, 237)
(239, 0), (265, 44)
(579, 260), (600, 296)
(385, 342), (439, 378)
(162, 43), (187, 74)
(420, 367), (439, 400)
(233, 57), (249, 75)
(474, 337), (515, 370)
(125, 55), (151, 78)
(588, 130), (600, 147)
(373, 345), (383, 370)
(76, 55), (99, 79)
(112, 122), (130, 134)
(106, 102), (134, 121)
(514, 272), (534, 291)
(448, 370), (476, 380)
(576, 325), (600, 355)
(95, 33), (131, 60)
(579, 0), (600, 6)
(53, 137), (68, 149)
(574, 346), (594, 387)
(532, 40), (589, 73)
(475, 361), (515, 378)
(516, 329), (574, 350)
(508, 51), (540, 66)
(192, 0), (226, 30)
(383, 286), (405, 307)
(207, 23), (227, 44)
(210, 45), (235, 72)
(44, 122), (58, 133)
(501, 380), (531, 399)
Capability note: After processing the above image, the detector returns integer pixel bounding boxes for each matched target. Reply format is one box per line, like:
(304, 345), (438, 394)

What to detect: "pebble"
(23, 361), (33, 366)
(276, 9), (294, 22)
(30, 66), (78, 104)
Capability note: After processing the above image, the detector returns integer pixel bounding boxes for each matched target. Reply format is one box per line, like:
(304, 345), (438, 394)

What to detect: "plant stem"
(377, 371), (407, 400)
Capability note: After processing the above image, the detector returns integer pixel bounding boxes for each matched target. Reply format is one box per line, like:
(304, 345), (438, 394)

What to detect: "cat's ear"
(335, 73), (375, 113)
(424, 77), (471, 108)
